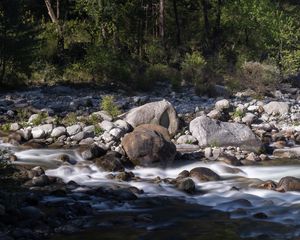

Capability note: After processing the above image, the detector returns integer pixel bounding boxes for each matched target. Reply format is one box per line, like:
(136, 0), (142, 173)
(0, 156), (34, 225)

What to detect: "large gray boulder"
(122, 124), (176, 167)
(190, 116), (261, 152)
(263, 101), (289, 115)
(123, 100), (179, 136)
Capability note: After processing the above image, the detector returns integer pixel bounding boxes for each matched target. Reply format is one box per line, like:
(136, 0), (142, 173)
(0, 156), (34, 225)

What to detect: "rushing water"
(2, 144), (300, 239)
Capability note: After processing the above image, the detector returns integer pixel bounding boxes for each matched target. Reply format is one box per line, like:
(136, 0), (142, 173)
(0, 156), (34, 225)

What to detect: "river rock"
(176, 135), (197, 144)
(215, 99), (230, 111)
(100, 120), (114, 131)
(109, 127), (124, 139)
(242, 113), (256, 124)
(39, 124), (54, 134)
(123, 100), (179, 136)
(18, 128), (32, 141)
(66, 124), (82, 136)
(273, 147), (300, 158)
(92, 111), (113, 121)
(78, 144), (106, 160)
(31, 127), (45, 139)
(51, 126), (66, 138)
(122, 124), (176, 167)
(95, 151), (124, 172)
(176, 178), (195, 193)
(189, 167), (221, 181)
(263, 101), (289, 115)
(190, 116), (261, 152)
(207, 109), (221, 119)
(114, 119), (132, 133)
(276, 176), (300, 192)
(10, 123), (20, 131)
(31, 174), (50, 187)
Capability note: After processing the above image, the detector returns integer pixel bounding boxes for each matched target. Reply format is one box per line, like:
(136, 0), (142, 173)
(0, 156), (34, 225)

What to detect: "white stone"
(66, 124), (82, 136)
(31, 128), (45, 139)
(215, 99), (230, 111)
(51, 126), (66, 138)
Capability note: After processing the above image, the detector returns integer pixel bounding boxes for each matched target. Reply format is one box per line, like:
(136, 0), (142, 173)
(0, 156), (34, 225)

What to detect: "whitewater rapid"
(2, 144), (300, 237)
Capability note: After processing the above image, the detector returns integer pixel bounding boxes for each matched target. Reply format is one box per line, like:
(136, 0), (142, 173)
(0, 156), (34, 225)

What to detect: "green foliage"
(232, 108), (245, 118)
(31, 112), (48, 126)
(241, 61), (280, 94)
(0, 123), (10, 132)
(0, 0), (38, 85)
(137, 64), (181, 90)
(181, 51), (211, 94)
(100, 96), (121, 119)
(84, 46), (131, 83)
(62, 112), (78, 126)
(94, 124), (104, 136)
(16, 109), (30, 122)
(1, 0), (300, 90)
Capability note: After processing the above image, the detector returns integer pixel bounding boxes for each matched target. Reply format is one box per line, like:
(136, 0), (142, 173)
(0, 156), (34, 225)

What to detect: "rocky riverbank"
(1, 82), (300, 239)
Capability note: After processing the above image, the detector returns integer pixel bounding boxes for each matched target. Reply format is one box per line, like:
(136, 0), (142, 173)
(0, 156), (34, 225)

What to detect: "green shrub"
(232, 108), (245, 118)
(94, 124), (104, 136)
(0, 123), (10, 132)
(85, 46), (131, 83)
(281, 49), (300, 76)
(31, 112), (48, 126)
(62, 112), (78, 126)
(241, 61), (280, 94)
(140, 64), (181, 90)
(144, 41), (167, 65)
(182, 51), (207, 83)
(63, 63), (93, 83)
(100, 96), (121, 119)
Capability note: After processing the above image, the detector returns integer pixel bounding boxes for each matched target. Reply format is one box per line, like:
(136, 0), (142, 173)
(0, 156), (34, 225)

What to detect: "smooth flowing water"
(2, 143), (300, 239)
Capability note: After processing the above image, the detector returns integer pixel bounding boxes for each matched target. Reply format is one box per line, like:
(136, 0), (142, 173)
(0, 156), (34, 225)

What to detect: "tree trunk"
(159, 0), (165, 40)
(44, 0), (64, 55)
(212, 0), (222, 53)
(201, 0), (210, 39)
(172, 0), (181, 45)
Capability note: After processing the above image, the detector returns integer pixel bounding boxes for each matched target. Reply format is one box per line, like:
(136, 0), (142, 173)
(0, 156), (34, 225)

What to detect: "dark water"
(51, 197), (295, 240)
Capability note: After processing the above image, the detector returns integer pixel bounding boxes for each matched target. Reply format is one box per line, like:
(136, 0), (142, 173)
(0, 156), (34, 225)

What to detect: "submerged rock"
(95, 151), (124, 172)
(122, 124), (176, 167)
(78, 144), (106, 160)
(176, 178), (195, 193)
(276, 176), (300, 192)
(190, 116), (262, 152)
(190, 167), (221, 182)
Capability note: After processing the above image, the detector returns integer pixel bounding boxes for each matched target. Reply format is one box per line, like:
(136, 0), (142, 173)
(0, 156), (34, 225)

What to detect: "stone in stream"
(189, 167), (221, 182)
(78, 144), (106, 160)
(276, 176), (300, 192)
(176, 178), (195, 193)
(122, 124), (176, 167)
(123, 100), (179, 136)
(218, 153), (240, 166)
(95, 151), (124, 172)
(256, 180), (277, 190)
(273, 147), (300, 159)
(189, 116), (262, 152)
